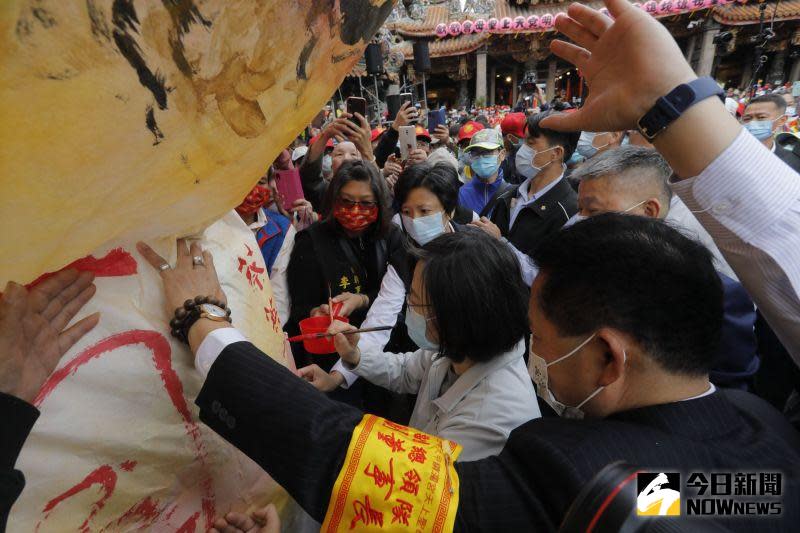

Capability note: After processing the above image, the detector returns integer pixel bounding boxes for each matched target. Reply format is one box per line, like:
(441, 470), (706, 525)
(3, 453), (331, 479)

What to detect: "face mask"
(235, 185), (271, 216)
(744, 120), (775, 141)
(470, 154), (500, 180)
(333, 203), (378, 232)
(530, 333), (618, 419)
(786, 106), (796, 117)
(563, 213), (588, 228)
(405, 305), (438, 351)
(322, 154), (333, 173)
(401, 212), (446, 246)
(515, 144), (556, 180)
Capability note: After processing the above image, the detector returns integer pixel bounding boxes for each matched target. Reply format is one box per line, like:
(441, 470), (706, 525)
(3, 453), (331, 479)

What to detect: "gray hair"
(572, 145), (673, 204)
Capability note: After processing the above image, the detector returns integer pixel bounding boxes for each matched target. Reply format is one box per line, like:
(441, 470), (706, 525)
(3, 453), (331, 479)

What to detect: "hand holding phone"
(398, 125), (416, 161)
(346, 97), (367, 125)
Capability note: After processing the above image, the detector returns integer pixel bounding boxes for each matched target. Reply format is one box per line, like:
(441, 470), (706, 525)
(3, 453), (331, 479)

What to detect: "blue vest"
(255, 209), (291, 275)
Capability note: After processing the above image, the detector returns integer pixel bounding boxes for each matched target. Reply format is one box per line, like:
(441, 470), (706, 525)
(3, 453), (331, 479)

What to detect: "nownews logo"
(637, 473), (681, 516)
(636, 471), (783, 517)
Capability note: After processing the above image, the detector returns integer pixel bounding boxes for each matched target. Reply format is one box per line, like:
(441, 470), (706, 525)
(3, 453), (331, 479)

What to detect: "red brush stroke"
(119, 460), (137, 472)
(104, 496), (160, 531)
(26, 247), (137, 288)
(34, 330), (216, 530)
(176, 512), (200, 533)
(38, 465), (117, 533)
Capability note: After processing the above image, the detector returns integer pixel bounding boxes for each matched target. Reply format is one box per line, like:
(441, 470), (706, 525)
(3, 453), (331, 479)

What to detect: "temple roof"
(712, 0), (800, 25)
(397, 31), (492, 58)
(386, 0), (799, 37)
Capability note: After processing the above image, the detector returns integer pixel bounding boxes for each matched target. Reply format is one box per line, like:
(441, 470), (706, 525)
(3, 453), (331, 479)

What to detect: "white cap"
(291, 145), (309, 162)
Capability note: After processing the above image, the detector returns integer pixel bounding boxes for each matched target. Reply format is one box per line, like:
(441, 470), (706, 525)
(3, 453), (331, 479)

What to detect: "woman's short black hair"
(525, 110), (581, 161)
(394, 162), (459, 214)
(414, 230), (529, 363)
(322, 160), (391, 238)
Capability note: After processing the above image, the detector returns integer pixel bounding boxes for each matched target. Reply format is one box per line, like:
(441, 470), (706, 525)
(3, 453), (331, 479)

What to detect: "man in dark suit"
(141, 214), (798, 532)
(478, 111), (580, 258)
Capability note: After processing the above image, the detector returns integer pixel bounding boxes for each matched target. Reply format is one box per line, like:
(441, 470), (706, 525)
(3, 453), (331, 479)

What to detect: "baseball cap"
(500, 112), (526, 139)
(415, 125), (432, 141)
(464, 128), (503, 152)
(309, 134), (334, 149)
(457, 121), (485, 142)
(370, 127), (385, 142)
(291, 145), (309, 162)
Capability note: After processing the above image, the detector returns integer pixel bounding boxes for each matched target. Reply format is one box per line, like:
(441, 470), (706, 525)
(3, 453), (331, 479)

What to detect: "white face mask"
(529, 333), (624, 419)
(515, 144), (557, 179)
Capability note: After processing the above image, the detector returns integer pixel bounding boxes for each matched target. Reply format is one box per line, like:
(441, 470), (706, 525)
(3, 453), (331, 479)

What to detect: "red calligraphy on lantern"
(364, 458), (395, 500)
(237, 244), (265, 290)
(378, 431), (406, 453)
(350, 495), (384, 529)
(400, 469), (421, 496)
(408, 446), (427, 464)
(392, 498), (414, 526)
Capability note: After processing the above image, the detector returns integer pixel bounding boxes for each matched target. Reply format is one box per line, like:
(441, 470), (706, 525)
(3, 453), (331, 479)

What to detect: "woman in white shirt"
(300, 230), (540, 461)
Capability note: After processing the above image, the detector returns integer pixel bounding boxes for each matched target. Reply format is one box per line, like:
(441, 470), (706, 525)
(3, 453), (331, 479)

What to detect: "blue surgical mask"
(515, 144), (556, 180)
(744, 120), (775, 141)
(470, 154), (500, 180)
(405, 305), (438, 351)
(322, 154), (333, 173)
(576, 131), (611, 160)
(786, 106), (796, 117)
(401, 212), (446, 246)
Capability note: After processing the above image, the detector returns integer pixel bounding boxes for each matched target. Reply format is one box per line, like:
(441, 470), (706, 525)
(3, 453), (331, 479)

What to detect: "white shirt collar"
(248, 208), (268, 231)
(680, 383), (716, 402)
(517, 170), (566, 204)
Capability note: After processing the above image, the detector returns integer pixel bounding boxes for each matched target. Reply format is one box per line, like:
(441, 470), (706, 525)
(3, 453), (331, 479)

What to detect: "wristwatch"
(198, 303), (229, 322)
(637, 77), (725, 142)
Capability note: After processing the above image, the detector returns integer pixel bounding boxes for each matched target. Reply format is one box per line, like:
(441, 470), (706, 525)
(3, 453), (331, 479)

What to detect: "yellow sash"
(321, 415), (462, 532)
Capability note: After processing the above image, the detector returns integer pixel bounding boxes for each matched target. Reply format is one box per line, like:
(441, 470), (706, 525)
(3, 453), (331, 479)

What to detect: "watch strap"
(637, 77), (725, 141)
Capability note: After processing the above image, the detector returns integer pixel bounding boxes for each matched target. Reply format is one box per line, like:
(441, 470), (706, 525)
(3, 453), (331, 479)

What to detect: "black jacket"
(775, 134), (800, 176)
(286, 220), (406, 369)
(196, 342), (800, 533)
(0, 393), (39, 531)
(490, 177), (578, 257)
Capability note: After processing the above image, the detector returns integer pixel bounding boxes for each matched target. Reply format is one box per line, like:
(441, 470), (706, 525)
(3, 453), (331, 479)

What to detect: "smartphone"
(398, 125), (416, 161)
(399, 92), (417, 123)
(274, 169), (305, 211)
(346, 96), (367, 124)
(427, 108), (446, 134)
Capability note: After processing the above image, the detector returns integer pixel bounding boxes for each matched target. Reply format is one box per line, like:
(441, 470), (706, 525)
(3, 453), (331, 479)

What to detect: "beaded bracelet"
(169, 295), (232, 344)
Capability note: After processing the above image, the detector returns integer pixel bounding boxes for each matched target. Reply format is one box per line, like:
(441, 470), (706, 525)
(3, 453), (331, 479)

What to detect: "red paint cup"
(298, 315), (349, 354)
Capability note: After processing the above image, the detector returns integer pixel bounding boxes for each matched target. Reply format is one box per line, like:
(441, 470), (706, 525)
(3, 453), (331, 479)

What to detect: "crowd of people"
(2, 0), (800, 531)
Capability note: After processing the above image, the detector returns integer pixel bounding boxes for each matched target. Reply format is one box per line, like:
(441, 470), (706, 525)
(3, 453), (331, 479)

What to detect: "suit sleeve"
(195, 341), (363, 522)
(454, 455), (557, 532)
(0, 393), (40, 532)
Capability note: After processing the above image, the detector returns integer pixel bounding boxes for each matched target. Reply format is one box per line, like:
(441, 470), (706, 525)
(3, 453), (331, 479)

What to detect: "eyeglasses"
(337, 198), (378, 209)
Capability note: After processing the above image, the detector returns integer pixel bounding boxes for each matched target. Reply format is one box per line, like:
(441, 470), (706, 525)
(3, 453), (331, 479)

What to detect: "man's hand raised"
(541, 0), (696, 133)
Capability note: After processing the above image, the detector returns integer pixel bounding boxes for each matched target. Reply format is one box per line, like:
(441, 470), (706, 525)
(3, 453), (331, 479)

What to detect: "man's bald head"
(574, 146), (672, 219)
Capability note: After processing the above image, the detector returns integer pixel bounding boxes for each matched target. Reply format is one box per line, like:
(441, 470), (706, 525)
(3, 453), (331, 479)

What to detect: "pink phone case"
(274, 169), (305, 211)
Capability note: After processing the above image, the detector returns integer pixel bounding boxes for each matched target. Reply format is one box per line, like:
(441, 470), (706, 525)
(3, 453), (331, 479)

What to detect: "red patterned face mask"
(236, 185), (272, 216)
(334, 202), (379, 232)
